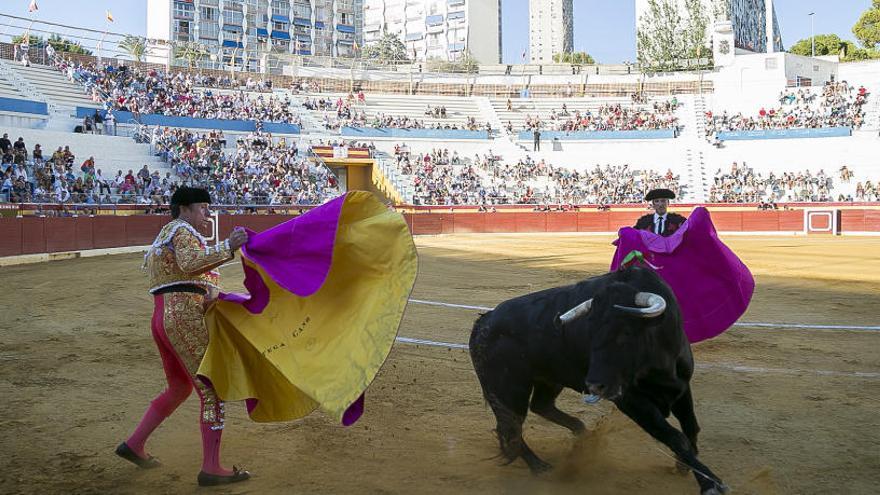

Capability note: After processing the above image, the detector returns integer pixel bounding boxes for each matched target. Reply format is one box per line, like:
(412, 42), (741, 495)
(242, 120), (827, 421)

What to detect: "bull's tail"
(468, 311), (493, 389)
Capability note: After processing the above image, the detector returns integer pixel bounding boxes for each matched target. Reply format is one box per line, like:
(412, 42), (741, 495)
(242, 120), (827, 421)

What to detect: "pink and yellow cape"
(198, 191), (418, 425)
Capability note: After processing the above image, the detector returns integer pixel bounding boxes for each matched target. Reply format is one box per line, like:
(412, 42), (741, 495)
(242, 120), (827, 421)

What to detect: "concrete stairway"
(5, 127), (168, 176)
(5, 62), (100, 118)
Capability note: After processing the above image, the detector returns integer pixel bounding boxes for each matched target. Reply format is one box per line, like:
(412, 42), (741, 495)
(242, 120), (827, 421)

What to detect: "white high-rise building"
(146, 0), (363, 72)
(363, 0), (501, 64)
(528, 0), (573, 64)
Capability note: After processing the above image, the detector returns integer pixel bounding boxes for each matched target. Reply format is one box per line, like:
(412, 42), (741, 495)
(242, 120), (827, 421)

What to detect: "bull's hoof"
(527, 459), (553, 475)
(701, 483), (730, 495)
(675, 460), (690, 475)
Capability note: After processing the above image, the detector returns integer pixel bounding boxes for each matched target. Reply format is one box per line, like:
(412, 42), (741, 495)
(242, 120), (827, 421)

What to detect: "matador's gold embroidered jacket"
(145, 219), (233, 293)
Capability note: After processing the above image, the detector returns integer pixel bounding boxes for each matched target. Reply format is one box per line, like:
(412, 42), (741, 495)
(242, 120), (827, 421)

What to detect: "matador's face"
(651, 198), (669, 215)
(182, 202), (211, 231)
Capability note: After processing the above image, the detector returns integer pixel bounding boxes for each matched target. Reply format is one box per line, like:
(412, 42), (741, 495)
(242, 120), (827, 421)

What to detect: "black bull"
(468, 265), (728, 495)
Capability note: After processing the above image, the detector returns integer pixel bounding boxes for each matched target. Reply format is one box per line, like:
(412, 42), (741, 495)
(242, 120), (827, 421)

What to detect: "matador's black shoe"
(197, 466), (251, 487)
(115, 442), (161, 469)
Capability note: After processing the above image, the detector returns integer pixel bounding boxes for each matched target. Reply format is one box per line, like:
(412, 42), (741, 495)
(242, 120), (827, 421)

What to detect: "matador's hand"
(228, 227), (248, 251)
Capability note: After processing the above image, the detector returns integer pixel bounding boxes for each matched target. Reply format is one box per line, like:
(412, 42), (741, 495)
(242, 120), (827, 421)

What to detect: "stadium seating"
(300, 92), (487, 132)
(5, 62), (100, 115)
(3, 47), (880, 208)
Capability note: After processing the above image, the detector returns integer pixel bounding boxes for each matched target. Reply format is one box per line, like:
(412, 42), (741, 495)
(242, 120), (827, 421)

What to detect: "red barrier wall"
(0, 217), (22, 257)
(2, 209), (880, 258)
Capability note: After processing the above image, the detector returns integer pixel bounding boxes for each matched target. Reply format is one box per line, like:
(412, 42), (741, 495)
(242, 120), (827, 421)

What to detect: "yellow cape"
(199, 192), (418, 423)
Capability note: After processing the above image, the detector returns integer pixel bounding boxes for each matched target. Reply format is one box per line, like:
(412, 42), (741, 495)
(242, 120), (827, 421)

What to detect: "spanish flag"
(106, 10), (114, 22)
(199, 192), (418, 424)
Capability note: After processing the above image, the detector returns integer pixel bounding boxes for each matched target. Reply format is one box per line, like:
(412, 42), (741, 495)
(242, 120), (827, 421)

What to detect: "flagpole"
(97, 30), (107, 65)
(98, 11), (113, 66)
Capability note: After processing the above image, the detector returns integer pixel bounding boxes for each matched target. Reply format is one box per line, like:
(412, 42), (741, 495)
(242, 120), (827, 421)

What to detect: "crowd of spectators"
(392, 143), (682, 206)
(55, 58), (300, 124)
(706, 82), (869, 136)
(855, 178), (880, 201)
(146, 127), (339, 205)
(303, 93), (491, 132)
(0, 131), (173, 205)
(708, 162), (836, 203)
(520, 100), (680, 133)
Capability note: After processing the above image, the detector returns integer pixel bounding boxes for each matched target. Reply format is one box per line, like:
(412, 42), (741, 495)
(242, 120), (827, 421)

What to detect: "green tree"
(13, 34), (92, 55)
(47, 34), (92, 55)
(684, 0), (710, 60)
(637, 0), (710, 71)
(789, 34), (850, 57)
(173, 41), (208, 69)
(11, 34), (43, 46)
(119, 35), (149, 63)
(853, 0), (880, 49)
(454, 50), (479, 73)
(788, 33), (880, 61)
(426, 50), (479, 73)
(362, 31), (409, 63)
(552, 51), (596, 65)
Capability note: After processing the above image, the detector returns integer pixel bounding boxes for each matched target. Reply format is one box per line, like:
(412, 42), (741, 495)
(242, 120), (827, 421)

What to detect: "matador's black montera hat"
(171, 186), (212, 206)
(645, 188), (676, 201)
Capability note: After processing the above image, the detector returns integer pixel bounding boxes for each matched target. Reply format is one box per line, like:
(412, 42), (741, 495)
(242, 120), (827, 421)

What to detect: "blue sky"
(3, 0), (873, 64)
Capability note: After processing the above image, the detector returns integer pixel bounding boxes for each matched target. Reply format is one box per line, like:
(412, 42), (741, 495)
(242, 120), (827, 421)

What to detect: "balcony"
(447, 10), (465, 21)
(199, 25), (221, 39)
(425, 14), (444, 26)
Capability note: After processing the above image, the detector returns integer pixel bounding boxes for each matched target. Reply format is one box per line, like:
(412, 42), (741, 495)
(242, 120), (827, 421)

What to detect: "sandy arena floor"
(0, 234), (879, 494)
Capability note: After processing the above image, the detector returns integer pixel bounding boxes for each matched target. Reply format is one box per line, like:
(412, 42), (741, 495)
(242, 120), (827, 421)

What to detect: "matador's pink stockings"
(124, 295), (232, 476)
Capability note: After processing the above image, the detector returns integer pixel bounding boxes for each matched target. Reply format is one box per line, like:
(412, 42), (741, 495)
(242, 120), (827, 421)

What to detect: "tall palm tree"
(119, 35), (149, 63)
(174, 41), (209, 69)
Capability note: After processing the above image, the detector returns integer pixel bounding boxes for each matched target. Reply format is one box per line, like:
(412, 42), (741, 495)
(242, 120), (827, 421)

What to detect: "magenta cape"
(610, 207), (754, 343)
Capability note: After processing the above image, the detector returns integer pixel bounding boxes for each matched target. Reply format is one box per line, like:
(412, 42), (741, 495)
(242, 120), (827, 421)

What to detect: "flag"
(27, 0), (38, 12)
(106, 10), (114, 22)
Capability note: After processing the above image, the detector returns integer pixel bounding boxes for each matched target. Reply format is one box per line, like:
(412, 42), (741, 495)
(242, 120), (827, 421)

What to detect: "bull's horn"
(559, 299), (593, 324)
(614, 292), (666, 318)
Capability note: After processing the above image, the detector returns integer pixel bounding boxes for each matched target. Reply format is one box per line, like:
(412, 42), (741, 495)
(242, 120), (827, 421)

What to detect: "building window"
(293, 3), (311, 18)
(200, 6), (216, 20)
(272, 0), (291, 16)
(200, 23), (220, 38)
(223, 10), (244, 25)
(175, 20), (191, 34)
(174, 1), (195, 19)
(274, 21), (287, 31)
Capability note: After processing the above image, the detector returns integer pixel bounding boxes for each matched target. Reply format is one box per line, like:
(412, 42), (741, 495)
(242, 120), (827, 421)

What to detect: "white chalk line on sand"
(217, 264), (879, 377)
(408, 299), (880, 333)
(221, 262), (880, 332)
(393, 337), (880, 379)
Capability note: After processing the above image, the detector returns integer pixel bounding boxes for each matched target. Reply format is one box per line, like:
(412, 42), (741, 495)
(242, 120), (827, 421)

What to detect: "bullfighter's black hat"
(645, 188), (676, 201)
(171, 186), (212, 206)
